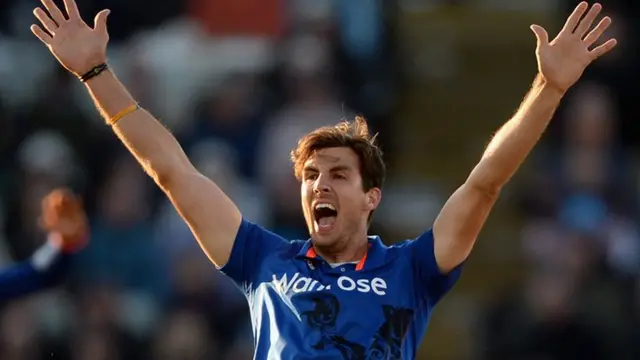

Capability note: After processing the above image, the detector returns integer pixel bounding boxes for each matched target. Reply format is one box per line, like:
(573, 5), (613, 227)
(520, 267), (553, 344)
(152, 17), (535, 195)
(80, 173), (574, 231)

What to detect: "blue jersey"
(218, 219), (463, 360)
(0, 242), (71, 303)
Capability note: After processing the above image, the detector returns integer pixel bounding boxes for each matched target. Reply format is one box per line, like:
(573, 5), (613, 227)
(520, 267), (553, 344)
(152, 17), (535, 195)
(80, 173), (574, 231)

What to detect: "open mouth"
(313, 203), (338, 232)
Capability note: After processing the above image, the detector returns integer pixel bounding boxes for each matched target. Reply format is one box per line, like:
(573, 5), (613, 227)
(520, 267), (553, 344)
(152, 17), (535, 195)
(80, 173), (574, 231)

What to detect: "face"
(300, 147), (381, 249)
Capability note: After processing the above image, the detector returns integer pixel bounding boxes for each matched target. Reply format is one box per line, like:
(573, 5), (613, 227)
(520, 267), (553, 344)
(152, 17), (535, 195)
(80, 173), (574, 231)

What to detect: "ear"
(365, 187), (382, 211)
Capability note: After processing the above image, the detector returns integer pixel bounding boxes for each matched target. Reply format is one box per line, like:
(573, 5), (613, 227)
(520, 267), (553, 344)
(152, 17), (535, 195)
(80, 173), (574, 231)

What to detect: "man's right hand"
(31, 0), (111, 77)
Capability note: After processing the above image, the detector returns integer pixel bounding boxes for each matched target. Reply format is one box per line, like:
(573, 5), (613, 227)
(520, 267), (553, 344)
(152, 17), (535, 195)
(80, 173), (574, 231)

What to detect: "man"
(0, 188), (88, 302)
(29, 0), (616, 358)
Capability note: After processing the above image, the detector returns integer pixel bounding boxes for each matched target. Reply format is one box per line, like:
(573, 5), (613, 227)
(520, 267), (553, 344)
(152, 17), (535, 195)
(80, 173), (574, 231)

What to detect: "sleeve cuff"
(31, 241), (63, 271)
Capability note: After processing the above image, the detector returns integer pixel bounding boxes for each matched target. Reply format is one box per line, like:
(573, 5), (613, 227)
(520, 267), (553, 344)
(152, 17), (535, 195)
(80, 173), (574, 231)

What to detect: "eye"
(304, 173), (318, 181)
(333, 173), (346, 180)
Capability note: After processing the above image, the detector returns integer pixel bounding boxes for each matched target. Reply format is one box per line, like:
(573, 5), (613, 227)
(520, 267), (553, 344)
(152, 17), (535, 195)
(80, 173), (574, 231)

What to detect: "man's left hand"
(530, 2), (617, 93)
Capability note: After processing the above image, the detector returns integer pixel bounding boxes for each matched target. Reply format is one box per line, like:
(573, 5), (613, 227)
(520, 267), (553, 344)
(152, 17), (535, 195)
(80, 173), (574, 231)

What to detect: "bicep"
(433, 183), (498, 273)
(162, 168), (242, 268)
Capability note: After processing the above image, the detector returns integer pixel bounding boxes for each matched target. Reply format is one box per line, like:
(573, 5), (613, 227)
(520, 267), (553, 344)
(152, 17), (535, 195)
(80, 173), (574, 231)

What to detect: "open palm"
(530, 2), (616, 93)
(31, 0), (110, 77)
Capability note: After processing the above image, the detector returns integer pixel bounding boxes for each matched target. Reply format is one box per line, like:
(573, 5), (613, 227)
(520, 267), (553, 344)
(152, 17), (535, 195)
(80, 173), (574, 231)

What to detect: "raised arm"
(30, 0), (241, 267)
(432, 2), (617, 273)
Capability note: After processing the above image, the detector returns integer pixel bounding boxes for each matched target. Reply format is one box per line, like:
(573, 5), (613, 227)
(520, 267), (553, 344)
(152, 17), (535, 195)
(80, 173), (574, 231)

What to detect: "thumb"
(94, 9), (110, 34)
(530, 24), (549, 47)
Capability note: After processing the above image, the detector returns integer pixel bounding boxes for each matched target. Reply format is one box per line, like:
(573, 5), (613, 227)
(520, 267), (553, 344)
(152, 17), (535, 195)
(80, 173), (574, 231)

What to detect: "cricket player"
(29, 0), (616, 358)
(0, 188), (88, 302)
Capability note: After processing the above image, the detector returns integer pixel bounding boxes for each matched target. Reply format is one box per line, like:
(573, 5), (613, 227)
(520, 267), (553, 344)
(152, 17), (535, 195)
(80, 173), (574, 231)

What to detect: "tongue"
(318, 216), (336, 228)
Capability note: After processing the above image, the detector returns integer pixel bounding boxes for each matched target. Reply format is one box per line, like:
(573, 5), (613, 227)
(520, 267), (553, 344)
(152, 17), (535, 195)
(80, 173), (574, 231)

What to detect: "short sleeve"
(217, 219), (289, 287)
(406, 229), (463, 305)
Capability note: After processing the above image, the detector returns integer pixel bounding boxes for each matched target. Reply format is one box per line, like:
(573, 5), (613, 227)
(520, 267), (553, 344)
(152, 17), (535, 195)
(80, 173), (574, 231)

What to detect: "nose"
(313, 176), (331, 195)
(313, 185), (330, 195)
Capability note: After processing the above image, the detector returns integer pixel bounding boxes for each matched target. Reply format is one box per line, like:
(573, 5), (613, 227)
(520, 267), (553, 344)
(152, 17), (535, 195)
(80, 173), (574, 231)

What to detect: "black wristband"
(79, 63), (108, 82)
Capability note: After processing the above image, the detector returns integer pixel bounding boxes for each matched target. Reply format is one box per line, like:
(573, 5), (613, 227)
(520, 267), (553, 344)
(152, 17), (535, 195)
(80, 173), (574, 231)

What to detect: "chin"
(310, 232), (339, 248)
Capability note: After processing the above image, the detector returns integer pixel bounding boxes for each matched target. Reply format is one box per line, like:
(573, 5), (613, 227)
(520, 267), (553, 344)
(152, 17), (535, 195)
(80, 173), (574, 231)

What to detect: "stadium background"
(0, 0), (639, 359)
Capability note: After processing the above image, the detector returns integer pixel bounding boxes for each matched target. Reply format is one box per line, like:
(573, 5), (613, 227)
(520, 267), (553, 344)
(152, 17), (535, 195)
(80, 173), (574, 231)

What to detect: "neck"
(313, 234), (369, 264)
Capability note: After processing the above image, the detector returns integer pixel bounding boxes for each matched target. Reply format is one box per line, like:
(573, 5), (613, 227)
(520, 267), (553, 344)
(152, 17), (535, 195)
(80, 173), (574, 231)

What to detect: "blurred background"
(0, 0), (638, 359)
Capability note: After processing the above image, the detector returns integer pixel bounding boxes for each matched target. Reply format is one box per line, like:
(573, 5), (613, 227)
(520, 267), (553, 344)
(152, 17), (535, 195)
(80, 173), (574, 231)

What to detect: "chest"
(257, 260), (419, 323)
(250, 263), (424, 360)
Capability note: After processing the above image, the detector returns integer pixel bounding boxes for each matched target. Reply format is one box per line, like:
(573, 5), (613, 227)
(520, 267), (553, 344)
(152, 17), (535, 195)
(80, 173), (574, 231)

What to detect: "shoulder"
(370, 230), (439, 275)
(359, 233), (429, 270)
(235, 219), (306, 255)
(383, 229), (435, 252)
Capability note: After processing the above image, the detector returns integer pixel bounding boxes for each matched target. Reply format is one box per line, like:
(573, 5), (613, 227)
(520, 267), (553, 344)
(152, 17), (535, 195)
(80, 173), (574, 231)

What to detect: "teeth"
(314, 203), (336, 211)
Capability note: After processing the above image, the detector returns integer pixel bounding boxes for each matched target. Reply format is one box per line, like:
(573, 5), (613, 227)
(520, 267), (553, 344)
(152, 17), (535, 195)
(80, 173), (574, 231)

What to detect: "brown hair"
(291, 116), (386, 192)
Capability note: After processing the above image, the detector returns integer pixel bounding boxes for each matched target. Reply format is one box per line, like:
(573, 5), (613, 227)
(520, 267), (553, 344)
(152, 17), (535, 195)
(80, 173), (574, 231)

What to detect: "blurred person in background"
(5, 129), (80, 259)
(68, 154), (170, 359)
(0, 187), (87, 303)
(0, 187), (86, 359)
(28, 1), (618, 359)
(149, 308), (219, 360)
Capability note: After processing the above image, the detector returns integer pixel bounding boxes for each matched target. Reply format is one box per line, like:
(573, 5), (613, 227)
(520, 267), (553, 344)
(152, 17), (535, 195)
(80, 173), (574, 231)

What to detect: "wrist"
(47, 231), (88, 254)
(79, 63), (109, 83)
(534, 73), (567, 98)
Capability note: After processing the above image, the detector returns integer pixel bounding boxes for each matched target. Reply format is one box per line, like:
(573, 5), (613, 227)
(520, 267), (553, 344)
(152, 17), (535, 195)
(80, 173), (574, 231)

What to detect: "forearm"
(467, 75), (564, 192)
(84, 69), (194, 186)
(83, 68), (242, 266)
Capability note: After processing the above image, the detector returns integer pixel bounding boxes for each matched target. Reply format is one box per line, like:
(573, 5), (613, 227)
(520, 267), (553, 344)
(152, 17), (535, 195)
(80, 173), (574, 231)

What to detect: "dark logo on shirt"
(302, 293), (414, 359)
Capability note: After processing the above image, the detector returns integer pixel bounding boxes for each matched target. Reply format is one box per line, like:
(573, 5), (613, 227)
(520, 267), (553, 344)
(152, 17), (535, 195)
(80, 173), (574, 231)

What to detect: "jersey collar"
(296, 236), (388, 271)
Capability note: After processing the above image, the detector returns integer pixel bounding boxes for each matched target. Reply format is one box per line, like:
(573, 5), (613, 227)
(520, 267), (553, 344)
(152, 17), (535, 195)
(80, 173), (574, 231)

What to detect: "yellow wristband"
(108, 103), (139, 126)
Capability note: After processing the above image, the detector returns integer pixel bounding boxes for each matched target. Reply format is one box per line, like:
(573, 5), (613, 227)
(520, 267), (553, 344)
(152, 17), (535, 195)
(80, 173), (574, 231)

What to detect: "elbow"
(152, 162), (197, 192)
(466, 164), (507, 198)
(475, 182), (502, 200)
(152, 169), (173, 190)
(465, 177), (503, 201)
(146, 158), (191, 190)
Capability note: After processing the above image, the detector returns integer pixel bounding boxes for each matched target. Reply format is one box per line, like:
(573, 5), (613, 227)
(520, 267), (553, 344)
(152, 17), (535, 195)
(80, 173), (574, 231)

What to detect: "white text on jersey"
(272, 272), (387, 296)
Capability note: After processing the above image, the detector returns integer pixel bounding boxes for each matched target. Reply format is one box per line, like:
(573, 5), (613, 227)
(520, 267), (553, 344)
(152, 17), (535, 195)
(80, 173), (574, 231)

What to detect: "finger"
(30, 24), (53, 45)
(41, 0), (66, 24)
(61, 191), (81, 208)
(50, 189), (65, 206)
(574, 3), (602, 38)
(590, 38), (617, 60)
(60, 194), (72, 208)
(63, 0), (81, 20)
(93, 9), (110, 35)
(33, 7), (58, 34)
(530, 25), (549, 47)
(583, 16), (612, 47)
(47, 187), (72, 203)
(560, 2), (589, 35)
(53, 187), (73, 197)
(55, 197), (68, 213)
(59, 198), (80, 216)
